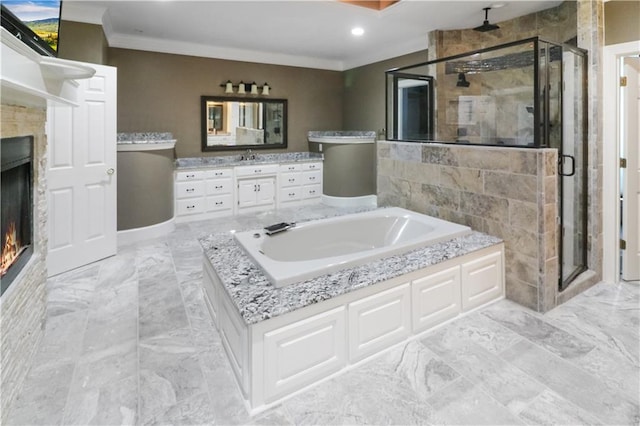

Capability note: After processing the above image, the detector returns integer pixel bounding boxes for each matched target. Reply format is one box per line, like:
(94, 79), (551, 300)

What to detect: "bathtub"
(234, 207), (472, 287)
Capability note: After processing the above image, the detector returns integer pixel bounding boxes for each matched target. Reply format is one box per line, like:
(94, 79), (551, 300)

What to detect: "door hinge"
(621, 239), (627, 250)
(620, 76), (628, 87)
(620, 158), (627, 168)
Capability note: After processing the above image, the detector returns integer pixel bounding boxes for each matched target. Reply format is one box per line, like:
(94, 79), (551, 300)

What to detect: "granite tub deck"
(176, 152), (323, 170)
(199, 209), (505, 413)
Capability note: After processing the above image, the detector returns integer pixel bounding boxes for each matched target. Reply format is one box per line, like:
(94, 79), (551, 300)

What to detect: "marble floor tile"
(62, 374), (137, 426)
(426, 377), (525, 425)
(421, 327), (545, 413)
(482, 300), (596, 359)
(516, 389), (602, 426)
(139, 328), (208, 424)
(6, 362), (75, 425)
(7, 204), (640, 426)
(500, 339), (640, 425)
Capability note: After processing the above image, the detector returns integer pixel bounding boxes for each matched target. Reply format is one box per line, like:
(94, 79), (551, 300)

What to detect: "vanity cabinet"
(175, 160), (322, 222)
(175, 169), (234, 219)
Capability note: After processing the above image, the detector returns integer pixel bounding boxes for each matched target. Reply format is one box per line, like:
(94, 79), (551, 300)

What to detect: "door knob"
(107, 168), (115, 175)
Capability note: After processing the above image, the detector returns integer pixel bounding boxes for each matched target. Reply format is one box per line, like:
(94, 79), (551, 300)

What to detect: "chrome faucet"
(244, 149), (256, 160)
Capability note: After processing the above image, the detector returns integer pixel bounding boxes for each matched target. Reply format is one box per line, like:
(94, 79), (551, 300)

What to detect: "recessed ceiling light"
(351, 27), (365, 36)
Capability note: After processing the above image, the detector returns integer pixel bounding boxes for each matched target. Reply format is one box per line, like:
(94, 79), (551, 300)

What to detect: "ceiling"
(62, 0), (564, 71)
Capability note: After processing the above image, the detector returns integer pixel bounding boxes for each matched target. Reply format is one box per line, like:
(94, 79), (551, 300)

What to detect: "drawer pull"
(215, 185), (223, 189)
(288, 178), (295, 182)
(289, 193), (295, 196)
(254, 169), (262, 173)
(309, 165), (316, 169)
(186, 174), (195, 178)
(186, 188), (195, 192)
(309, 176), (316, 181)
(186, 205), (195, 209)
(215, 201), (223, 206)
(309, 190), (316, 194)
(215, 172), (223, 176)
(288, 166), (295, 170)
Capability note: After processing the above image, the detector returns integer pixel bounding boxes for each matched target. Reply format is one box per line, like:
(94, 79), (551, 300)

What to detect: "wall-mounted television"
(1, 1), (61, 57)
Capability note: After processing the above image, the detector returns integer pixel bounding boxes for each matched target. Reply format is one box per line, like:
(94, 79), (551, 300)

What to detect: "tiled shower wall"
(377, 141), (558, 312)
(0, 104), (49, 424)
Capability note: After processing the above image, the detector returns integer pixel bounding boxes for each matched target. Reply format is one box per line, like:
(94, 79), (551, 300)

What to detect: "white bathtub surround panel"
(234, 208), (472, 287)
(200, 230), (500, 325)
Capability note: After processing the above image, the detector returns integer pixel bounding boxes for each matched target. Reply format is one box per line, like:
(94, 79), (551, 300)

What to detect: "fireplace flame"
(1, 222), (21, 276)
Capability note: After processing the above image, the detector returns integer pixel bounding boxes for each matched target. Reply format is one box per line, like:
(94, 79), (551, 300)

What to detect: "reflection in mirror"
(390, 73), (434, 140)
(201, 96), (287, 152)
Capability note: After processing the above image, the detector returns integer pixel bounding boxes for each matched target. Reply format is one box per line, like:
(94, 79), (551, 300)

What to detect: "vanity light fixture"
(219, 81), (271, 95)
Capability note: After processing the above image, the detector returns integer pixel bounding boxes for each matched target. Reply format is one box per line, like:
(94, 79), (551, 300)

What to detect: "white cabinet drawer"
(280, 172), (302, 188)
(176, 181), (205, 199)
(176, 198), (205, 215)
(176, 170), (205, 181)
(235, 164), (279, 177)
(461, 251), (503, 312)
(207, 194), (233, 212)
(348, 284), (411, 362)
(204, 168), (233, 179)
(206, 179), (232, 195)
(263, 306), (346, 403)
(280, 187), (302, 202)
(303, 170), (322, 185)
(279, 163), (302, 172)
(302, 162), (322, 171)
(302, 184), (322, 199)
(412, 265), (461, 332)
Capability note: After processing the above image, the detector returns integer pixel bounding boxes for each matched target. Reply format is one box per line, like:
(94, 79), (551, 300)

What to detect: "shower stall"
(385, 37), (588, 290)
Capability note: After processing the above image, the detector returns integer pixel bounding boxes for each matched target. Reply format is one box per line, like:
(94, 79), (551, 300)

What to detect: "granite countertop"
(176, 152), (323, 170)
(117, 132), (176, 145)
(199, 219), (502, 326)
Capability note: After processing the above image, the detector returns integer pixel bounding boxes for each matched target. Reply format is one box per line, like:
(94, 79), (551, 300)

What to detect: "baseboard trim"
(117, 217), (175, 246)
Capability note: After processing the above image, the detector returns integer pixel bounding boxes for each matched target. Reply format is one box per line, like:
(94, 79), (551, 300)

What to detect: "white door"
(47, 63), (117, 276)
(621, 57), (640, 281)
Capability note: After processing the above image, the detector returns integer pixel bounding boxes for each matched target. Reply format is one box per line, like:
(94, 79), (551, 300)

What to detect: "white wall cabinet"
(175, 161), (322, 222)
(203, 244), (504, 414)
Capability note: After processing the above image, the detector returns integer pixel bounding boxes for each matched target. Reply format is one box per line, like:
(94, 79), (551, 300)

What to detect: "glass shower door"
(547, 43), (588, 289)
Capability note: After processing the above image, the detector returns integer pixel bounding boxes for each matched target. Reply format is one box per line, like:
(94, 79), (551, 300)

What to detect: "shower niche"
(385, 37), (588, 291)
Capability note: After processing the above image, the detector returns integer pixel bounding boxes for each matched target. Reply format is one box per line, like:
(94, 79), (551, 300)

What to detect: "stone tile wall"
(0, 104), (49, 424)
(378, 141), (558, 312)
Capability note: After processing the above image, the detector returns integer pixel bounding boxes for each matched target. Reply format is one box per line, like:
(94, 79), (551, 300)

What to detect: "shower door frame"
(539, 39), (589, 291)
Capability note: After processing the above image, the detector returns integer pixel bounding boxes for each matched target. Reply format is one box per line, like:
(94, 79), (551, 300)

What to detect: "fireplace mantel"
(1, 27), (96, 108)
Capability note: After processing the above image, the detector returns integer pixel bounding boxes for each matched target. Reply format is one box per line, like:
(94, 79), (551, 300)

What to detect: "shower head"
(473, 7), (500, 32)
(456, 73), (470, 88)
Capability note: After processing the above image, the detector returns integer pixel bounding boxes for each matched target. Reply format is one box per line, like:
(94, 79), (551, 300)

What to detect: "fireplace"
(1, 135), (34, 296)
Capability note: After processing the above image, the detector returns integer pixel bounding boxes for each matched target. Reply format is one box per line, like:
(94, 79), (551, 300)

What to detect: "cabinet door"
(461, 251), (503, 312)
(237, 179), (257, 208)
(255, 177), (275, 206)
(348, 284), (411, 362)
(412, 265), (461, 332)
(263, 306), (346, 403)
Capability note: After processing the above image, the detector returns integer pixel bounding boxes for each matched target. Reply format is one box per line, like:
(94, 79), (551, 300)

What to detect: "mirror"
(201, 96), (287, 151)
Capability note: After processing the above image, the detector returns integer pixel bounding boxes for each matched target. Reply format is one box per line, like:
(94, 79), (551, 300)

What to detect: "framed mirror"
(201, 96), (287, 151)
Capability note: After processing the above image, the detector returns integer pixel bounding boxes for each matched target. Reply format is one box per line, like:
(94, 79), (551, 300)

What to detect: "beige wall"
(117, 149), (175, 230)
(58, 20), (108, 64)
(343, 50), (427, 134)
(108, 48), (343, 158)
(604, 0), (640, 45)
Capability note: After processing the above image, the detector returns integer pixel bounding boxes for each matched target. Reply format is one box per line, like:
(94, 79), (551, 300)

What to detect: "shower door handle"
(558, 155), (575, 177)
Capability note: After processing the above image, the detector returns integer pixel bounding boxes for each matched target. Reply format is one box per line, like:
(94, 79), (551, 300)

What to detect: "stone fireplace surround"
(0, 27), (95, 422)
(0, 104), (48, 423)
